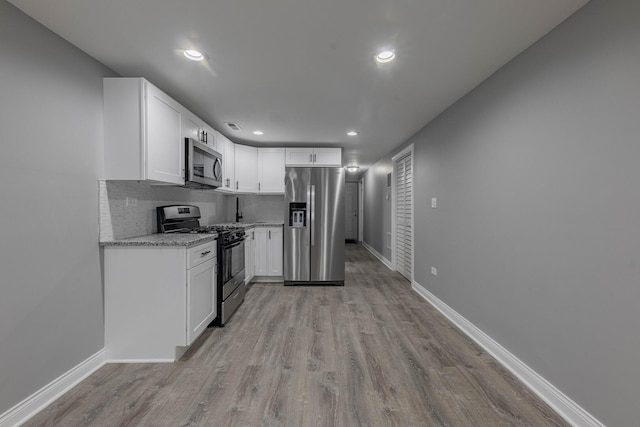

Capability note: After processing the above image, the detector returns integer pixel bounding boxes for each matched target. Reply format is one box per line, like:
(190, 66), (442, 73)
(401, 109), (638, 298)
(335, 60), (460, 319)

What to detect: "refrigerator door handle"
(310, 184), (315, 246)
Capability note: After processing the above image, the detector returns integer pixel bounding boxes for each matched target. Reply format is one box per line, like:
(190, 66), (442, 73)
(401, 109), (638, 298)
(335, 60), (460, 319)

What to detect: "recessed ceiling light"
(375, 50), (396, 63)
(253, 130), (264, 135)
(347, 131), (359, 136)
(346, 166), (360, 173)
(184, 49), (205, 61)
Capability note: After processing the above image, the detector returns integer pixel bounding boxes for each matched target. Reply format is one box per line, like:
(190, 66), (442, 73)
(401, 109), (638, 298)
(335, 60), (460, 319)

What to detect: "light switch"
(431, 266), (438, 276)
(431, 197), (437, 208)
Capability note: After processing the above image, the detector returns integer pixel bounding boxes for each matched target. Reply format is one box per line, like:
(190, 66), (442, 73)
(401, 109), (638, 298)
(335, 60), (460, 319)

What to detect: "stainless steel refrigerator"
(284, 167), (345, 285)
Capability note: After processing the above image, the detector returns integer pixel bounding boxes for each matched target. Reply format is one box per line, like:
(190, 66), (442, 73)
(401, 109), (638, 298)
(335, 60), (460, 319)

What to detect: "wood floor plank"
(24, 244), (569, 427)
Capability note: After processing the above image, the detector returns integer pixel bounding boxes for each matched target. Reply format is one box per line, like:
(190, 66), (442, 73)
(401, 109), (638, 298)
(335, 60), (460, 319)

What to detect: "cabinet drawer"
(188, 242), (216, 268)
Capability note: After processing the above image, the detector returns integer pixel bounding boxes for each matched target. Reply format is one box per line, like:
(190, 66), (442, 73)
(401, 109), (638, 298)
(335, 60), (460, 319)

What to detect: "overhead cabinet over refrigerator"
(285, 147), (342, 167)
(284, 167), (345, 285)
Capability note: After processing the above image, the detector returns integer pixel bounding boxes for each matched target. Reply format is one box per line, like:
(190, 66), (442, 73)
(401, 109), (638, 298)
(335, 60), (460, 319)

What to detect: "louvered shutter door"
(395, 154), (412, 280)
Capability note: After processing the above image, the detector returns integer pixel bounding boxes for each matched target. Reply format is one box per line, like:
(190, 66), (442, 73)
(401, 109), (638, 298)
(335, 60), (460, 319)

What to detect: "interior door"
(395, 153), (413, 281)
(345, 182), (358, 241)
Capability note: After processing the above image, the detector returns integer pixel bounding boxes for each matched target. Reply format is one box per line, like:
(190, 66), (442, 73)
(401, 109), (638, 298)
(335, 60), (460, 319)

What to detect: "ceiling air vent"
(225, 122), (241, 131)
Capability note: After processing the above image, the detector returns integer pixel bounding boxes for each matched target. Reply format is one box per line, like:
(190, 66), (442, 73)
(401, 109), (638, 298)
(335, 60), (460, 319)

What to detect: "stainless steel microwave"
(184, 137), (222, 189)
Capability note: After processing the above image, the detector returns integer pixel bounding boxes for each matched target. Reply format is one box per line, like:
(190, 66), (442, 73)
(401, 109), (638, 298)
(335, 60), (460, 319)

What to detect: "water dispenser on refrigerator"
(289, 202), (307, 228)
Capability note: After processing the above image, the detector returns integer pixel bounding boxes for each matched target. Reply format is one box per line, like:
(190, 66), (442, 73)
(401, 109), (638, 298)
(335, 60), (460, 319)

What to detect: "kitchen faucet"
(235, 197), (243, 223)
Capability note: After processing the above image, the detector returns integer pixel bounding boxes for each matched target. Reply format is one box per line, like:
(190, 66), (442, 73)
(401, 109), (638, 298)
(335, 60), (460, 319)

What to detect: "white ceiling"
(10, 0), (588, 170)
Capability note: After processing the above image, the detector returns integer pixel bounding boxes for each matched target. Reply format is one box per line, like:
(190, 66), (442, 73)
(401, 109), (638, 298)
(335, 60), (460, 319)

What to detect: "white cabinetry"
(254, 226), (283, 277)
(216, 131), (235, 193)
(186, 243), (217, 344)
(285, 147), (342, 167)
(104, 78), (185, 185)
(244, 228), (255, 284)
(258, 147), (285, 194)
(104, 240), (217, 361)
(234, 144), (259, 193)
(201, 125), (217, 151)
(182, 112), (217, 151)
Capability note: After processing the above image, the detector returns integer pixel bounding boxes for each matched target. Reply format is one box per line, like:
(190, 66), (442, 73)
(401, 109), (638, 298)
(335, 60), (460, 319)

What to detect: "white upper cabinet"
(313, 148), (342, 166)
(234, 144), (258, 193)
(216, 131), (235, 193)
(258, 147), (285, 194)
(182, 112), (217, 150)
(285, 147), (314, 166)
(104, 78), (185, 185)
(201, 124), (217, 152)
(285, 147), (342, 167)
(182, 110), (201, 142)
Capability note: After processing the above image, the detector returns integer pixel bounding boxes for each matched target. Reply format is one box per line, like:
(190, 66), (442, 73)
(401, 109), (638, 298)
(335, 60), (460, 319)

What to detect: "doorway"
(392, 145), (414, 281)
(345, 182), (359, 243)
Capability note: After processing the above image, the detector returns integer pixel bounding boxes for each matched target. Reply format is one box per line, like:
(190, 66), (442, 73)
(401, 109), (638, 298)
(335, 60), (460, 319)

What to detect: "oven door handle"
(226, 240), (244, 249)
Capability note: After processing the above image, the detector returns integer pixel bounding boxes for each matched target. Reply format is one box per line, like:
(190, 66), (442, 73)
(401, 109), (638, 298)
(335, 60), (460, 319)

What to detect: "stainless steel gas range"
(157, 205), (246, 326)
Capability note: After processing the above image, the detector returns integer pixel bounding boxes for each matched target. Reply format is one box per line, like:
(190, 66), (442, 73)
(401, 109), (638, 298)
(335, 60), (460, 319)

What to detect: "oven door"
(223, 239), (245, 283)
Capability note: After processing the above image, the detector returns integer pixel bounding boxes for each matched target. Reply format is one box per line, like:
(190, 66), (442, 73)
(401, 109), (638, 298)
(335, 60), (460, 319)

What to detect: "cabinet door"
(258, 147), (285, 193)
(249, 237), (255, 282)
(254, 228), (268, 276)
(202, 124), (217, 151)
(313, 148), (342, 167)
(216, 132), (235, 193)
(182, 111), (201, 142)
(285, 147), (314, 166)
(245, 232), (255, 284)
(145, 82), (185, 184)
(267, 227), (283, 276)
(235, 144), (258, 193)
(186, 258), (216, 345)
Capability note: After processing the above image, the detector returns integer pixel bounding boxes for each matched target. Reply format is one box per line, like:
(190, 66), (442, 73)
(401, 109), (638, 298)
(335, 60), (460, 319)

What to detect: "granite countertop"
(222, 222), (284, 229)
(100, 233), (217, 247)
(100, 222), (283, 247)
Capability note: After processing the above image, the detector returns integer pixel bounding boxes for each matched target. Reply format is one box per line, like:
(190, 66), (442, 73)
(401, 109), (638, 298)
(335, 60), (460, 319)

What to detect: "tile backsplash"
(99, 180), (229, 241)
(99, 181), (286, 241)
(227, 194), (285, 223)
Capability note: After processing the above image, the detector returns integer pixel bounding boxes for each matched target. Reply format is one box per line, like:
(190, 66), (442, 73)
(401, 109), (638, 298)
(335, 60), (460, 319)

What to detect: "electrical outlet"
(431, 266), (438, 276)
(126, 197), (137, 207)
(431, 197), (437, 208)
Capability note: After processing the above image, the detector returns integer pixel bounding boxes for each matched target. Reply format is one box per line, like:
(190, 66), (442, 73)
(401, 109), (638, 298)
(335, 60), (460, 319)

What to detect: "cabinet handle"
(309, 153), (313, 163)
(200, 250), (211, 257)
(236, 181), (239, 190)
(258, 182), (261, 191)
(314, 153), (317, 163)
(269, 230), (271, 239)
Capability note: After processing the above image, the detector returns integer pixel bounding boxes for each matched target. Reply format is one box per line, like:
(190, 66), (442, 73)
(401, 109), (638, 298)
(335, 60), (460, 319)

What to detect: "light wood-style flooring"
(25, 244), (568, 426)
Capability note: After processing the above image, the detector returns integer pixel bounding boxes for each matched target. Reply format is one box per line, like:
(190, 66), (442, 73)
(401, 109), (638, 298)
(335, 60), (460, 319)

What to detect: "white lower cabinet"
(254, 226), (283, 277)
(104, 241), (216, 361)
(245, 228), (255, 284)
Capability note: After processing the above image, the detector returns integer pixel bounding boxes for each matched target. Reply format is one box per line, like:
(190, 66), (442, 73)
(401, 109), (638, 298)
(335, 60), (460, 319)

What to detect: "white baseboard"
(0, 349), (106, 427)
(411, 281), (604, 427)
(361, 241), (393, 270)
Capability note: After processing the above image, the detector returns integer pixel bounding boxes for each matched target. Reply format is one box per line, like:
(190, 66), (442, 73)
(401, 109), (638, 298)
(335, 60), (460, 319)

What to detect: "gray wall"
(0, 1), (116, 415)
(362, 158), (393, 260)
(365, 0), (640, 424)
